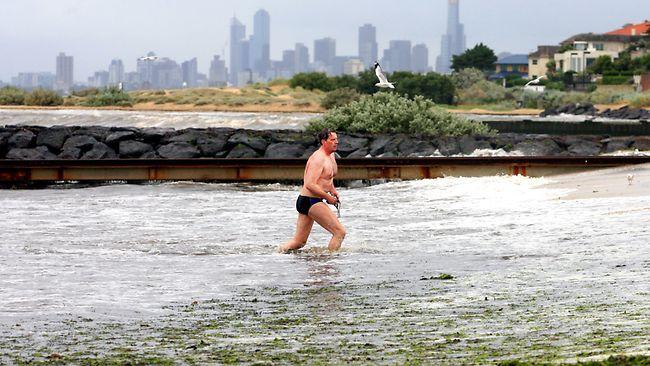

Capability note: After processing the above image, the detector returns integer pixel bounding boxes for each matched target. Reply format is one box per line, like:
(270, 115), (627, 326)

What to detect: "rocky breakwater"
(541, 103), (650, 120)
(1, 125), (649, 160)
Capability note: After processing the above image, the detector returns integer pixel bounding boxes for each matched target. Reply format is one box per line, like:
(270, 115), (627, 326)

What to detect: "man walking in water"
(279, 129), (346, 252)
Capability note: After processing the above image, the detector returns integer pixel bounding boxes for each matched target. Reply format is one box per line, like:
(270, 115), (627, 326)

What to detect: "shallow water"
(0, 177), (648, 363)
(0, 109), (317, 130)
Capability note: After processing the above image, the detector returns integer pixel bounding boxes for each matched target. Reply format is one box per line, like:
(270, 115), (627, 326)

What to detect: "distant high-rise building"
(436, 0), (466, 74)
(250, 9), (270, 78)
(294, 43), (310, 73)
(209, 55), (227, 86)
(384, 40), (412, 72)
(229, 17), (247, 85)
(412, 44), (429, 73)
(136, 51), (157, 88)
(89, 70), (109, 88)
(55, 52), (73, 91)
(153, 58), (183, 89)
(108, 59), (124, 86)
(181, 58), (198, 87)
(358, 24), (378, 67)
(343, 58), (365, 76)
(14, 72), (55, 90)
(314, 37), (336, 69)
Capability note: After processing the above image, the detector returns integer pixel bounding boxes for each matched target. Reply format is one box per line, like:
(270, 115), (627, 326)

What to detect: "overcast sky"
(1, 0), (648, 81)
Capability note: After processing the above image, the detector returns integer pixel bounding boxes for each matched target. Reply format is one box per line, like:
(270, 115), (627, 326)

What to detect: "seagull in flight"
(525, 75), (547, 87)
(374, 62), (395, 89)
(138, 55), (158, 61)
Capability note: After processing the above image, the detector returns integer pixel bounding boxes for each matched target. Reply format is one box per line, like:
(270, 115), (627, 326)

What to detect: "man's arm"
(304, 158), (337, 204)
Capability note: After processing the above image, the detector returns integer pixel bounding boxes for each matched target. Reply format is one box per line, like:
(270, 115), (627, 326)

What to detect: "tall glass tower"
(358, 24), (378, 67)
(435, 0), (466, 74)
(250, 9), (270, 78)
(229, 17), (246, 85)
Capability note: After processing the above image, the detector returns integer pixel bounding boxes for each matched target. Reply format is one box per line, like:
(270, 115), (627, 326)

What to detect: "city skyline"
(1, 0), (649, 82)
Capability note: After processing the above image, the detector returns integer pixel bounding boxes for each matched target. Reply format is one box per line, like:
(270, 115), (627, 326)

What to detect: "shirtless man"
(279, 129), (346, 252)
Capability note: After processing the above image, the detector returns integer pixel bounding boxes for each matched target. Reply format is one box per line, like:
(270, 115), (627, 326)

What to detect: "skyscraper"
(108, 59), (124, 86)
(412, 44), (429, 73)
(358, 24), (378, 67)
(209, 55), (227, 86)
(436, 0), (466, 74)
(250, 9), (270, 78)
(314, 37), (336, 70)
(55, 52), (73, 91)
(294, 43), (310, 73)
(385, 40), (412, 72)
(229, 17), (247, 85)
(181, 58), (198, 87)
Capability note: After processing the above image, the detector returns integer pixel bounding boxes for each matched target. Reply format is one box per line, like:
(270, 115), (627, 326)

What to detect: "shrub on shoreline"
(307, 92), (491, 136)
(24, 89), (63, 106)
(0, 86), (27, 105)
(82, 87), (133, 107)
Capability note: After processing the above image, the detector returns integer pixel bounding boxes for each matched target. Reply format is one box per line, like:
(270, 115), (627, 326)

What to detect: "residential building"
(412, 43), (430, 73)
(294, 43), (310, 73)
(343, 59), (365, 76)
(436, 0), (466, 74)
(358, 24), (378, 67)
(181, 58), (198, 87)
(606, 21), (650, 36)
(108, 59), (124, 86)
(88, 71), (109, 88)
(209, 55), (227, 86)
(314, 37), (336, 72)
(554, 34), (643, 73)
(55, 52), (74, 92)
(528, 46), (559, 79)
(492, 54), (529, 79)
(330, 56), (356, 76)
(229, 17), (247, 85)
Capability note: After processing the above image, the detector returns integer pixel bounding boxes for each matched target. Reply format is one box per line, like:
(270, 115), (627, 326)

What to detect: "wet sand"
(545, 163), (650, 200)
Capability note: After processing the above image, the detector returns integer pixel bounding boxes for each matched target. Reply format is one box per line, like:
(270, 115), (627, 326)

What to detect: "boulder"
(141, 127), (174, 143)
(346, 148), (370, 158)
(514, 138), (563, 156)
(228, 132), (269, 152)
(36, 127), (71, 151)
(140, 151), (159, 159)
(398, 139), (435, 156)
(157, 142), (200, 159)
(58, 147), (82, 159)
(8, 130), (35, 149)
(567, 140), (602, 155)
(105, 131), (136, 146)
(119, 140), (154, 158)
(337, 135), (368, 156)
(601, 137), (633, 153)
(197, 137), (228, 157)
(164, 130), (210, 144)
(264, 142), (306, 158)
(369, 135), (405, 156)
(226, 144), (260, 158)
(72, 126), (111, 141)
(62, 135), (98, 152)
(436, 137), (460, 156)
(81, 143), (117, 159)
(6, 146), (57, 160)
(633, 137), (650, 151)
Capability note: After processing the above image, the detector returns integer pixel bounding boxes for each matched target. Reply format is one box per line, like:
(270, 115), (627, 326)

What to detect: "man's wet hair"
(317, 128), (332, 145)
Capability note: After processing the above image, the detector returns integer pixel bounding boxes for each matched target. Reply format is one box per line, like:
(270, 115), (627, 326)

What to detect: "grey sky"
(1, 0), (648, 81)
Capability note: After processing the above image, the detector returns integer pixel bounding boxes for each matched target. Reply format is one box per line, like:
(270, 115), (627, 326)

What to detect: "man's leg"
(279, 214), (314, 253)
(308, 203), (346, 251)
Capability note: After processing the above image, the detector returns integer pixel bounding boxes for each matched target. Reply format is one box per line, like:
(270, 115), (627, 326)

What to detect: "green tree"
(331, 74), (358, 90)
(0, 86), (27, 105)
(451, 43), (497, 72)
(451, 68), (485, 90)
(391, 72), (456, 105)
(289, 72), (333, 91)
(587, 55), (614, 74)
(355, 69), (380, 94)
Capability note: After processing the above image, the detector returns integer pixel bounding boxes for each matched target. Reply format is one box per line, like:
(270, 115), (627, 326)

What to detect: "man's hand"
(325, 194), (338, 205)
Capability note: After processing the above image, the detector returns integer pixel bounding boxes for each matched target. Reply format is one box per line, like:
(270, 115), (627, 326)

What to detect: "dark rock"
(633, 137), (650, 150)
(157, 142), (200, 159)
(164, 130), (210, 144)
(119, 140), (154, 158)
(436, 137), (460, 156)
(601, 137), (633, 153)
(514, 139), (563, 156)
(269, 131), (316, 146)
(567, 140), (602, 155)
(369, 135), (405, 156)
(105, 131), (136, 146)
(36, 127), (71, 151)
(337, 135), (368, 156)
(398, 139), (435, 156)
(458, 136), (479, 155)
(8, 130), (36, 149)
(0, 132), (12, 157)
(346, 148), (370, 158)
(264, 142), (306, 158)
(141, 127), (174, 143)
(228, 132), (269, 152)
(72, 126), (111, 141)
(81, 143), (117, 159)
(378, 151), (398, 158)
(7, 146), (57, 160)
(140, 151), (159, 159)
(62, 135), (98, 152)
(226, 144), (260, 158)
(58, 147), (82, 159)
(197, 137), (228, 157)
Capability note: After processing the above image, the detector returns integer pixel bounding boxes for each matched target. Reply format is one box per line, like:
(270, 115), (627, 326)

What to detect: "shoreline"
(545, 163), (650, 200)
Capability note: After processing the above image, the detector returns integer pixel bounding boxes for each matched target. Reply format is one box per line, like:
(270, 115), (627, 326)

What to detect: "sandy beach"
(546, 163), (650, 200)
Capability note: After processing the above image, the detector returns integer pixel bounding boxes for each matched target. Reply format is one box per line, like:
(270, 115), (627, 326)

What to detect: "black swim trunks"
(296, 195), (324, 215)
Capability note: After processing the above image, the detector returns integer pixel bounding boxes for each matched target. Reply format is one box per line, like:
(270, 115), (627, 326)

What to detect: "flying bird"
(525, 75), (547, 87)
(138, 56), (158, 61)
(374, 62), (395, 89)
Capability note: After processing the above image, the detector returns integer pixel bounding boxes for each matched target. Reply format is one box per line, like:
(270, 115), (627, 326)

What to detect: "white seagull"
(524, 75), (547, 87)
(374, 62), (395, 89)
(138, 55), (158, 61)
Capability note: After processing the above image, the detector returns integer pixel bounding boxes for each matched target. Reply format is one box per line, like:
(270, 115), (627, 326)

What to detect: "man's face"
(323, 132), (338, 152)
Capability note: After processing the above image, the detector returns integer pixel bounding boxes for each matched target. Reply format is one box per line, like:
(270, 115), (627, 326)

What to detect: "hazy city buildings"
(436, 0), (467, 74)
(181, 58), (198, 87)
(12, 72), (55, 90)
(88, 70), (109, 88)
(384, 40), (412, 72)
(294, 43), (310, 73)
(314, 37), (336, 73)
(209, 55), (228, 86)
(412, 43), (430, 73)
(250, 9), (271, 78)
(358, 24), (378, 68)
(229, 17), (247, 85)
(108, 59), (124, 86)
(55, 52), (74, 92)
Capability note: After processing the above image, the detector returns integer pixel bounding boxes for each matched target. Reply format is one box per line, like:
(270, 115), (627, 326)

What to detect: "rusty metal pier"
(1, 156), (649, 184)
